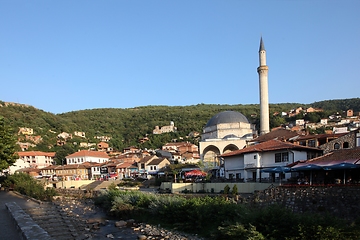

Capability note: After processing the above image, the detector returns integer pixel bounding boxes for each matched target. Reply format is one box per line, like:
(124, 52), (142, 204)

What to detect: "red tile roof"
(66, 150), (109, 159)
(138, 155), (156, 163)
(221, 139), (322, 157)
(148, 157), (170, 165)
(17, 151), (56, 157)
(305, 147), (360, 166)
(295, 132), (347, 141)
(250, 128), (300, 143)
(116, 162), (137, 169)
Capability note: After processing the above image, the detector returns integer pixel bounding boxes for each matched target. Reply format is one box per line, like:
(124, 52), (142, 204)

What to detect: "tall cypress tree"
(0, 116), (18, 171)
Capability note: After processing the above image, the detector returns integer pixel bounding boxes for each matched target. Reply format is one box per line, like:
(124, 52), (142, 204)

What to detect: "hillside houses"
(4, 102), (360, 188)
(162, 142), (200, 164)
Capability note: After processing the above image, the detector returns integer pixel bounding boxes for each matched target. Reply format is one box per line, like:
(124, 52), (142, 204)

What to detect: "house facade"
(137, 155), (171, 179)
(54, 164), (91, 181)
(116, 162), (139, 179)
(221, 140), (322, 182)
(66, 150), (109, 164)
(146, 157), (171, 176)
(6, 151), (56, 174)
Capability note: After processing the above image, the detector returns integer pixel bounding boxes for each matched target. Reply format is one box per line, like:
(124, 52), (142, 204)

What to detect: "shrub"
(216, 223), (265, 240)
(93, 189), (360, 239)
(3, 173), (57, 201)
(224, 185), (230, 194)
(232, 185), (238, 195)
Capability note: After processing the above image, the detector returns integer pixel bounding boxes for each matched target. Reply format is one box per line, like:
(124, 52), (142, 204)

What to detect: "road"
(0, 190), (40, 240)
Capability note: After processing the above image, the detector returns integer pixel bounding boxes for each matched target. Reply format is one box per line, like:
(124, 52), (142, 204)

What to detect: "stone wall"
(250, 185), (360, 221)
(55, 188), (96, 198)
(320, 131), (357, 153)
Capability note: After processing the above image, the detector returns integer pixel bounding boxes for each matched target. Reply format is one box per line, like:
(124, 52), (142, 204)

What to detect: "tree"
(0, 116), (18, 171)
(54, 144), (76, 165)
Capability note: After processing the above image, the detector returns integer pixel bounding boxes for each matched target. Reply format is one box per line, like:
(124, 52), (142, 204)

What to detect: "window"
(334, 143), (340, 150)
(343, 142), (349, 148)
(275, 153), (281, 163)
(283, 153), (289, 162)
(275, 152), (289, 163)
(254, 155), (257, 159)
(308, 140), (316, 147)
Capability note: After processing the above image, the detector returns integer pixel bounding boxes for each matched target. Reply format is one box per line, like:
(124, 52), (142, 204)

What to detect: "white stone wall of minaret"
(257, 37), (270, 135)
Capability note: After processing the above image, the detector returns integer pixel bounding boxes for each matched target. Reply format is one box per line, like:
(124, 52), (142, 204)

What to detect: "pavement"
(0, 190), (42, 240)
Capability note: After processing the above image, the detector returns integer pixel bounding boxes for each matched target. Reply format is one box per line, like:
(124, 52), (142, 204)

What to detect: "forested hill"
(0, 98), (359, 151)
(312, 98), (360, 112)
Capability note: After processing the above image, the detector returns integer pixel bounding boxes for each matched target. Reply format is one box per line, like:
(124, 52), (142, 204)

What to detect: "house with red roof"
(221, 139), (322, 183)
(53, 163), (92, 181)
(290, 147), (360, 184)
(66, 150), (109, 165)
(6, 151), (56, 175)
(116, 161), (138, 179)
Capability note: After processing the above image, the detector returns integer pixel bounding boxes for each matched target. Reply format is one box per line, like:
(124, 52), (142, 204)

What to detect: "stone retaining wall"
(251, 185), (360, 221)
(55, 188), (97, 198)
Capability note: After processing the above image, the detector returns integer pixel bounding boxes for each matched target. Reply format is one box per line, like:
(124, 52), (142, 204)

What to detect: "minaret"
(257, 37), (270, 135)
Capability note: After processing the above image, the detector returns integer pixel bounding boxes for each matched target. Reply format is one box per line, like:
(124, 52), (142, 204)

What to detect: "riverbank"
(5, 190), (205, 240)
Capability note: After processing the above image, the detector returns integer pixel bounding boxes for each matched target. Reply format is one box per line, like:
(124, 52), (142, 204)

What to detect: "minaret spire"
(257, 37), (270, 135)
(259, 36), (265, 51)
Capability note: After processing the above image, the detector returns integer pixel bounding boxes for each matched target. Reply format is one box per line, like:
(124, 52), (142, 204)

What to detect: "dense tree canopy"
(0, 116), (18, 170)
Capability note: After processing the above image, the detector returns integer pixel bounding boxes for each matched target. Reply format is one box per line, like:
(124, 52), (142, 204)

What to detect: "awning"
(261, 166), (291, 174)
(323, 163), (360, 170)
(291, 164), (323, 171)
(185, 169), (207, 177)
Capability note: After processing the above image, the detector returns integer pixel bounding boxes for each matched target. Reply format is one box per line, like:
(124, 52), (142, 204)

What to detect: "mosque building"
(199, 38), (270, 171)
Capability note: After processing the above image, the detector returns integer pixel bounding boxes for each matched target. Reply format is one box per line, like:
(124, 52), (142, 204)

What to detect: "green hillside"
(1, 98), (359, 154)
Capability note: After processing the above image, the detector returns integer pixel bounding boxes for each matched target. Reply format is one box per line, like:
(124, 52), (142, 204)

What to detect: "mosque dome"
(205, 111), (249, 128)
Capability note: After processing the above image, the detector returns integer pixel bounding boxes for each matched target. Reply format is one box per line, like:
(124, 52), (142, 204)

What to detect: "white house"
(221, 140), (323, 183)
(66, 150), (109, 165)
(146, 157), (171, 178)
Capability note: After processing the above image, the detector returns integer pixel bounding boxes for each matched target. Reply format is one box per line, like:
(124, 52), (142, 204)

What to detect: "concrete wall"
(47, 180), (95, 189)
(161, 182), (276, 194)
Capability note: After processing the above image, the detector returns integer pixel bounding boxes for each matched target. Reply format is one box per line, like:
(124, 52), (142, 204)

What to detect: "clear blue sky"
(1, 1), (359, 114)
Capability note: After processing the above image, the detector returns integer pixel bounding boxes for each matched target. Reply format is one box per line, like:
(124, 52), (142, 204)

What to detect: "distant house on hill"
(347, 109), (354, 117)
(57, 132), (72, 140)
(153, 121), (177, 134)
(74, 131), (86, 138)
(94, 135), (111, 142)
(306, 107), (323, 113)
(18, 127), (33, 135)
(97, 141), (109, 151)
